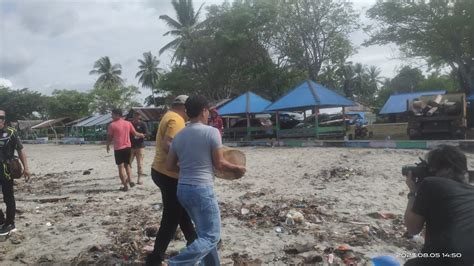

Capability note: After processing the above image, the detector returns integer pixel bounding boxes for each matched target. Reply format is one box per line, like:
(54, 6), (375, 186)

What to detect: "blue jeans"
(169, 184), (221, 266)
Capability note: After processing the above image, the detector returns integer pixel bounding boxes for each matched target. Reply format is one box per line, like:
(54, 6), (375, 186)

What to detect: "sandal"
(129, 182), (136, 188)
(119, 186), (128, 192)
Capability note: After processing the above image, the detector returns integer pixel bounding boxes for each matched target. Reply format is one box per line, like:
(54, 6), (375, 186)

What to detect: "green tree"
(390, 66), (425, 93)
(46, 90), (92, 119)
(89, 56), (124, 89)
(0, 88), (47, 121)
(159, 0), (204, 64)
(89, 85), (141, 114)
(271, 0), (359, 80)
(418, 71), (460, 93)
(366, 0), (474, 95)
(136, 51), (163, 106)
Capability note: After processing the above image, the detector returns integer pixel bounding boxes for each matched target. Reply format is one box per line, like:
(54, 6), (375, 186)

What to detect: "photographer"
(404, 145), (474, 266)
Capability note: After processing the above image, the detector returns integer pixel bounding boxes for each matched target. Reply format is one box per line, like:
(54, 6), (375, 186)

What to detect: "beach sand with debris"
(1, 144), (473, 264)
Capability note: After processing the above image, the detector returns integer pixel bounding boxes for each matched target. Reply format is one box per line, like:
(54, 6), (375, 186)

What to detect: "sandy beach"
(0, 144), (473, 265)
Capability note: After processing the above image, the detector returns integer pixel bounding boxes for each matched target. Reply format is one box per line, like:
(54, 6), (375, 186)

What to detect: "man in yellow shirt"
(146, 95), (197, 266)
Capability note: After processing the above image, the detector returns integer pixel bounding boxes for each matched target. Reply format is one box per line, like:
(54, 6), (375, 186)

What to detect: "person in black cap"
(0, 109), (31, 235)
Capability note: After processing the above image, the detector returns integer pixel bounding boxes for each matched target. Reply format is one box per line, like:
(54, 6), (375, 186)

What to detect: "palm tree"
(159, 0), (204, 63)
(89, 56), (123, 89)
(367, 66), (382, 91)
(136, 52), (163, 106)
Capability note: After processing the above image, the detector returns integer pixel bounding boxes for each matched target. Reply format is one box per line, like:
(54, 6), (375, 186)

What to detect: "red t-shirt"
(108, 119), (135, 150)
(209, 116), (224, 136)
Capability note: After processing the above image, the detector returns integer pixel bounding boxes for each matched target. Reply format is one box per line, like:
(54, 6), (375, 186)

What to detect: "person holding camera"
(403, 145), (474, 266)
(0, 110), (31, 235)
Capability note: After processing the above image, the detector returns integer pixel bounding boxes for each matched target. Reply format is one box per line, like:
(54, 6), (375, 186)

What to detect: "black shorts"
(114, 148), (131, 166)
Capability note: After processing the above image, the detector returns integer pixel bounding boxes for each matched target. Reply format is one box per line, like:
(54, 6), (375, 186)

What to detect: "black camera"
(402, 158), (433, 183)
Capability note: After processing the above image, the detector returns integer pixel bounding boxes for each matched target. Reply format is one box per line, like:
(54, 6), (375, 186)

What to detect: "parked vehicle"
(224, 117), (274, 139)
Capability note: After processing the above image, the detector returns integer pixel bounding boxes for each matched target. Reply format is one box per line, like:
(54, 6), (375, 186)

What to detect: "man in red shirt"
(208, 108), (223, 136)
(107, 109), (145, 191)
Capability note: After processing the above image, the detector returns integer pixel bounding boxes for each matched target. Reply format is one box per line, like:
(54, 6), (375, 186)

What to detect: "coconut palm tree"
(367, 66), (382, 91)
(89, 56), (123, 89)
(159, 0), (204, 63)
(136, 52), (163, 106)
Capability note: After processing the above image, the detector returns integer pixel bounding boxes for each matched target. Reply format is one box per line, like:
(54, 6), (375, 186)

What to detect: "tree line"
(2, 0), (472, 120)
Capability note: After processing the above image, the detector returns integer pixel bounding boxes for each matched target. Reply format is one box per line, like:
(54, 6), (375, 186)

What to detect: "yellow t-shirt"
(152, 111), (186, 178)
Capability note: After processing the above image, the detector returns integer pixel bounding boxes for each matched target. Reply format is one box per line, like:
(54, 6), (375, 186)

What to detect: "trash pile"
(314, 166), (367, 181)
(219, 199), (335, 232)
(411, 94), (462, 117)
(72, 204), (166, 264)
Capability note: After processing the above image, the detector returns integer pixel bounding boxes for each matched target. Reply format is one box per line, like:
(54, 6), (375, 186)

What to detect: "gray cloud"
(14, 1), (78, 37)
(0, 48), (35, 77)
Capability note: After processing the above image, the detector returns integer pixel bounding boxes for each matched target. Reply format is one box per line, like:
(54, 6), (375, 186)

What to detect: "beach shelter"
(70, 114), (112, 140)
(218, 91), (272, 138)
(265, 80), (355, 138)
(218, 91), (272, 116)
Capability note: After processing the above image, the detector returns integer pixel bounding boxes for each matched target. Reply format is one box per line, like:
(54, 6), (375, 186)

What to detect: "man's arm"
(129, 123), (145, 138)
(212, 148), (246, 176)
(161, 135), (173, 154)
(18, 149), (31, 181)
(404, 174), (425, 235)
(165, 149), (180, 173)
(161, 119), (180, 154)
(106, 129), (113, 153)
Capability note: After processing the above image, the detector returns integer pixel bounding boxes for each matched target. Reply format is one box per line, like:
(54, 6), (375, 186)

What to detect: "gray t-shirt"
(171, 122), (223, 185)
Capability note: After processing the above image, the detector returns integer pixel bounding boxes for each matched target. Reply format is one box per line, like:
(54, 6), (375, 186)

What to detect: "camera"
(402, 158), (433, 183)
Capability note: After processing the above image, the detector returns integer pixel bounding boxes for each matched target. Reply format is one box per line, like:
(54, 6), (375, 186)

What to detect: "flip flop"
(129, 182), (136, 188)
(119, 186), (128, 192)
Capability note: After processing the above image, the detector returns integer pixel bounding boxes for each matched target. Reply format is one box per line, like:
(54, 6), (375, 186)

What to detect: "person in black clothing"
(130, 112), (148, 185)
(404, 145), (474, 266)
(0, 110), (31, 235)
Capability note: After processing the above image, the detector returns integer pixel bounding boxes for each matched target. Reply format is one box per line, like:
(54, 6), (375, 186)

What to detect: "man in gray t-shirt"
(166, 95), (245, 266)
(171, 123), (222, 186)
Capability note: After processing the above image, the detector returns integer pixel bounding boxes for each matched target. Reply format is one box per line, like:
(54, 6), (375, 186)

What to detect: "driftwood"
(17, 196), (69, 203)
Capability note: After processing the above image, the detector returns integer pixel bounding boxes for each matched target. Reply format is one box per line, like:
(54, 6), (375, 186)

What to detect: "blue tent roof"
(218, 92), (272, 116)
(265, 80), (355, 111)
(379, 90), (446, 115)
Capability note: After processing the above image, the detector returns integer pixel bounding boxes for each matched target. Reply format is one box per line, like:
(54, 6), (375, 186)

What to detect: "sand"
(0, 144), (473, 265)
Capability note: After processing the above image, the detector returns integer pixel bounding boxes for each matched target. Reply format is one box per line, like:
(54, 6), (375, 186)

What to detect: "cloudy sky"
(0, 0), (404, 98)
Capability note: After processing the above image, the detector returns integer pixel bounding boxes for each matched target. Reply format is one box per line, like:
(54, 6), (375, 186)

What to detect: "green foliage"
(89, 85), (141, 114)
(418, 71), (460, 93)
(271, 0), (359, 79)
(0, 88), (47, 121)
(366, 0), (474, 94)
(136, 51), (163, 106)
(159, 0), (205, 63)
(389, 66), (425, 93)
(89, 56), (124, 89)
(46, 90), (92, 119)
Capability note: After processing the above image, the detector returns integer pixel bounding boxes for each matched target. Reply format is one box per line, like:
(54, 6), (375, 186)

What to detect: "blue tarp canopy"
(468, 93), (474, 101)
(379, 90), (446, 115)
(265, 80), (355, 111)
(218, 92), (272, 116)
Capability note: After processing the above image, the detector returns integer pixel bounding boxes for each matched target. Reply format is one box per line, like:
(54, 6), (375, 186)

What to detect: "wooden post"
(342, 106), (347, 137)
(314, 106), (319, 139)
(276, 111), (280, 141)
(246, 113), (251, 139)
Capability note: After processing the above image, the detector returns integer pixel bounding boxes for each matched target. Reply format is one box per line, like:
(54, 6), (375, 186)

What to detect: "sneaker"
(0, 224), (16, 235)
